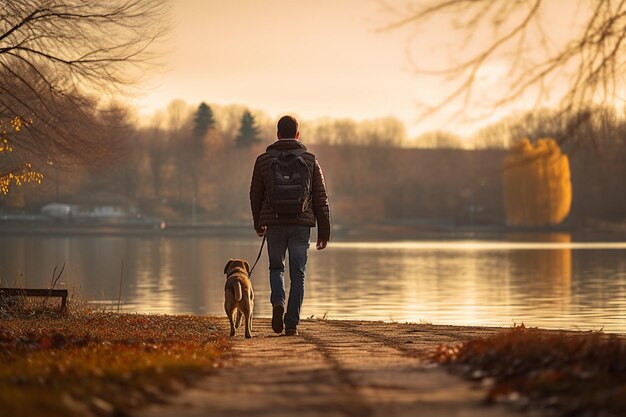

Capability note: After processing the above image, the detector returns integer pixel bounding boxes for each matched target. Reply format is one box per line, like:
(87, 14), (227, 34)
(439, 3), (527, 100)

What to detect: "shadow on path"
(134, 318), (521, 417)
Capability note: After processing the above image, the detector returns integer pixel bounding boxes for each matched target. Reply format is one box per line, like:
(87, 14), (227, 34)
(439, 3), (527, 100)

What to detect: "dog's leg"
(244, 312), (252, 338)
(244, 292), (253, 338)
(248, 299), (254, 337)
(227, 309), (236, 336)
(226, 312), (235, 336)
(225, 292), (236, 337)
(235, 310), (243, 329)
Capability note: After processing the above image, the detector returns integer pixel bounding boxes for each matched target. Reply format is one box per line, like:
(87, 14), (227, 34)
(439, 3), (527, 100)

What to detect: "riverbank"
(4, 312), (624, 417)
(2, 215), (625, 239)
(0, 313), (228, 417)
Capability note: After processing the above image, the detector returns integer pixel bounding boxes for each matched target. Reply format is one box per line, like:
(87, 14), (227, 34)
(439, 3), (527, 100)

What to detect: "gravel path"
(135, 318), (523, 417)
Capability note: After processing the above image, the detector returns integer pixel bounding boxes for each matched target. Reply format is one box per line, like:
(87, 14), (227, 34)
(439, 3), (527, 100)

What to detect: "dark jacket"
(250, 139), (331, 241)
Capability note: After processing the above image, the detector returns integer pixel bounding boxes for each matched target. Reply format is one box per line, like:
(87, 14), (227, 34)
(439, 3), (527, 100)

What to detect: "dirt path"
(135, 318), (522, 417)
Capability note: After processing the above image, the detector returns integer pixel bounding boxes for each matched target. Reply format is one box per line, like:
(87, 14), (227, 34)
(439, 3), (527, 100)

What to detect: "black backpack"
(265, 149), (313, 216)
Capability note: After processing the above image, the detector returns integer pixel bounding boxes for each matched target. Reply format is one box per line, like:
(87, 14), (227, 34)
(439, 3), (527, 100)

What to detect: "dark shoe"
(272, 304), (284, 334)
(285, 328), (298, 336)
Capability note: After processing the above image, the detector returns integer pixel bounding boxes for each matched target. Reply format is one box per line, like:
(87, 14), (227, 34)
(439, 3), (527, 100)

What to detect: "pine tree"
(193, 102), (215, 140)
(189, 102), (215, 222)
(235, 110), (261, 147)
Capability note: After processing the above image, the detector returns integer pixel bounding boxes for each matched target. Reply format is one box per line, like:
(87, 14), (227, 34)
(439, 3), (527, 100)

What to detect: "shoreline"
(0, 220), (624, 239)
(3, 312), (624, 417)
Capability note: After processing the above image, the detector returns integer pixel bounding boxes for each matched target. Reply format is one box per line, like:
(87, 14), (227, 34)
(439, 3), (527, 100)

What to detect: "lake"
(1, 232), (626, 332)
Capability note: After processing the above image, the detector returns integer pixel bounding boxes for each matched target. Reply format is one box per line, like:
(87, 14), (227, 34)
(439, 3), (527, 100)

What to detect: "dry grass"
(0, 311), (229, 417)
(434, 324), (626, 416)
(0, 290), (83, 319)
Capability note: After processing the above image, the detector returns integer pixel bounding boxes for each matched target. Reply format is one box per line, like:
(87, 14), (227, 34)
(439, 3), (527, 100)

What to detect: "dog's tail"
(234, 281), (243, 301)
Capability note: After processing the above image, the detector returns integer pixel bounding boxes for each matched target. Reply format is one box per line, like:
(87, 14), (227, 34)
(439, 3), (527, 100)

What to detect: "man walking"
(250, 115), (331, 336)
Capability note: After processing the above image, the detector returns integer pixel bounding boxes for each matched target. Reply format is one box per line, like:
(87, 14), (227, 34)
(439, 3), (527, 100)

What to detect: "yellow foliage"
(0, 164), (44, 195)
(0, 117), (44, 195)
(0, 138), (12, 153)
(503, 138), (572, 226)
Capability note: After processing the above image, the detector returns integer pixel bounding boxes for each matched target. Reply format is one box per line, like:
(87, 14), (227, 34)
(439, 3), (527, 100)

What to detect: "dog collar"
(227, 268), (249, 278)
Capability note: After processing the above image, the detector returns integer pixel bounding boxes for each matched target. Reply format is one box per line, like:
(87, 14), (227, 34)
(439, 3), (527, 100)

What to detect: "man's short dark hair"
(277, 115), (298, 138)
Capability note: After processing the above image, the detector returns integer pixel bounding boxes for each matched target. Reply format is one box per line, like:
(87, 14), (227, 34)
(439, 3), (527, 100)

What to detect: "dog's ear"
(224, 259), (234, 275)
(244, 261), (251, 274)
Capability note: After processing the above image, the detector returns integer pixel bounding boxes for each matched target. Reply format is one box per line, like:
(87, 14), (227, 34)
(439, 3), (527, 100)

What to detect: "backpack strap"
(267, 149), (281, 159)
(267, 148), (307, 159)
(288, 149), (307, 157)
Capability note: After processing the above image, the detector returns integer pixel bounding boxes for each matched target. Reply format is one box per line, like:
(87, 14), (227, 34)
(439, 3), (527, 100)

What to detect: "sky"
(133, 0), (579, 138)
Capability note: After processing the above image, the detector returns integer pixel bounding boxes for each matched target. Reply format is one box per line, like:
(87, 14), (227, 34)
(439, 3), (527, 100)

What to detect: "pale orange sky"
(134, 0), (581, 138)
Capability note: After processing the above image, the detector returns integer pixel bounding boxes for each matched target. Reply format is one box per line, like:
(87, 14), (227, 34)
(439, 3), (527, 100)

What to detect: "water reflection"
(316, 233), (578, 327)
(506, 233), (573, 320)
(1, 233), (625, 332)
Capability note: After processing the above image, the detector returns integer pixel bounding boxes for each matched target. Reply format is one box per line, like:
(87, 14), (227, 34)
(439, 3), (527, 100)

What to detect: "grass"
(0, 310), (229, 417)
(434, 324), (626, 417)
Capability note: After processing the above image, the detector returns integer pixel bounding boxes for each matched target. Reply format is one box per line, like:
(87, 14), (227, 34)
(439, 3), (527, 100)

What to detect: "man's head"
(277, 115), (299, 140)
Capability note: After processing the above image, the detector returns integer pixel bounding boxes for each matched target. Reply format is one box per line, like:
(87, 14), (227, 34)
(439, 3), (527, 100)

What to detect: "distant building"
(41, 203), (79, 220)
(41, 200), (140, 223)
(83, 205), (138, 221)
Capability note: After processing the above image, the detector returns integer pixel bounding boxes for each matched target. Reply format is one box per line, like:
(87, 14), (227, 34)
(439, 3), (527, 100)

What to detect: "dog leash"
(249, 234), (266, 276)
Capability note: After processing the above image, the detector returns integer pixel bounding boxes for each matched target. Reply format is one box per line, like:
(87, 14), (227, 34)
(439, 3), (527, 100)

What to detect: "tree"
(235, 110), (261, 147)
(387, 1), (626, 121)
(193, 102), (215, 140)
(503, 138), (572, 227)
(413, 131), (464, 148)
(190, 102), (215, 222)
(143, 110), (166, 199)
(0, 0), (166, 194)
(164, 99), (193, 201)
(358, 117), (407, 147)
(92, 105), (139, 199)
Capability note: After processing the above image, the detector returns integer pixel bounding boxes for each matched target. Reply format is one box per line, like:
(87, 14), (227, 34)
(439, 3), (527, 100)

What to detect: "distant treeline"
(2, 102), (625, 227)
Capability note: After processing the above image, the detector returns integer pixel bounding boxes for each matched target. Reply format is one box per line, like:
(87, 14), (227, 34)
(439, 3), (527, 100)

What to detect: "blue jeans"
(266, 224), (311, 330)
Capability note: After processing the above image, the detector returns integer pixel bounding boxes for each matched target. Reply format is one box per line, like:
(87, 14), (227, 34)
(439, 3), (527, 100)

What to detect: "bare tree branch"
(387, 0), (626, 124)
(0, 0), (168, 188)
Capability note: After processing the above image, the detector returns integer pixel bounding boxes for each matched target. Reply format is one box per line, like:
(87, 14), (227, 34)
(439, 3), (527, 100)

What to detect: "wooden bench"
(0, 288), (68, 310)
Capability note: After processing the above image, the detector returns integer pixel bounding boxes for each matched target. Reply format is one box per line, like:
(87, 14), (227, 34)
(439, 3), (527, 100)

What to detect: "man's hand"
(316, 240), (327, 250)
(256, 226), (267, 237)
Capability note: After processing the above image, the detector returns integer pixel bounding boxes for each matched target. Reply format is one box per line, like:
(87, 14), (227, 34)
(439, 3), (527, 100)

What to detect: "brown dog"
(223, 259), (254, 338)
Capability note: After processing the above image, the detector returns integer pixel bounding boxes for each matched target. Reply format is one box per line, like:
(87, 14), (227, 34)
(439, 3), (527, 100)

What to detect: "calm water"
(1, 233), (626, 332)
